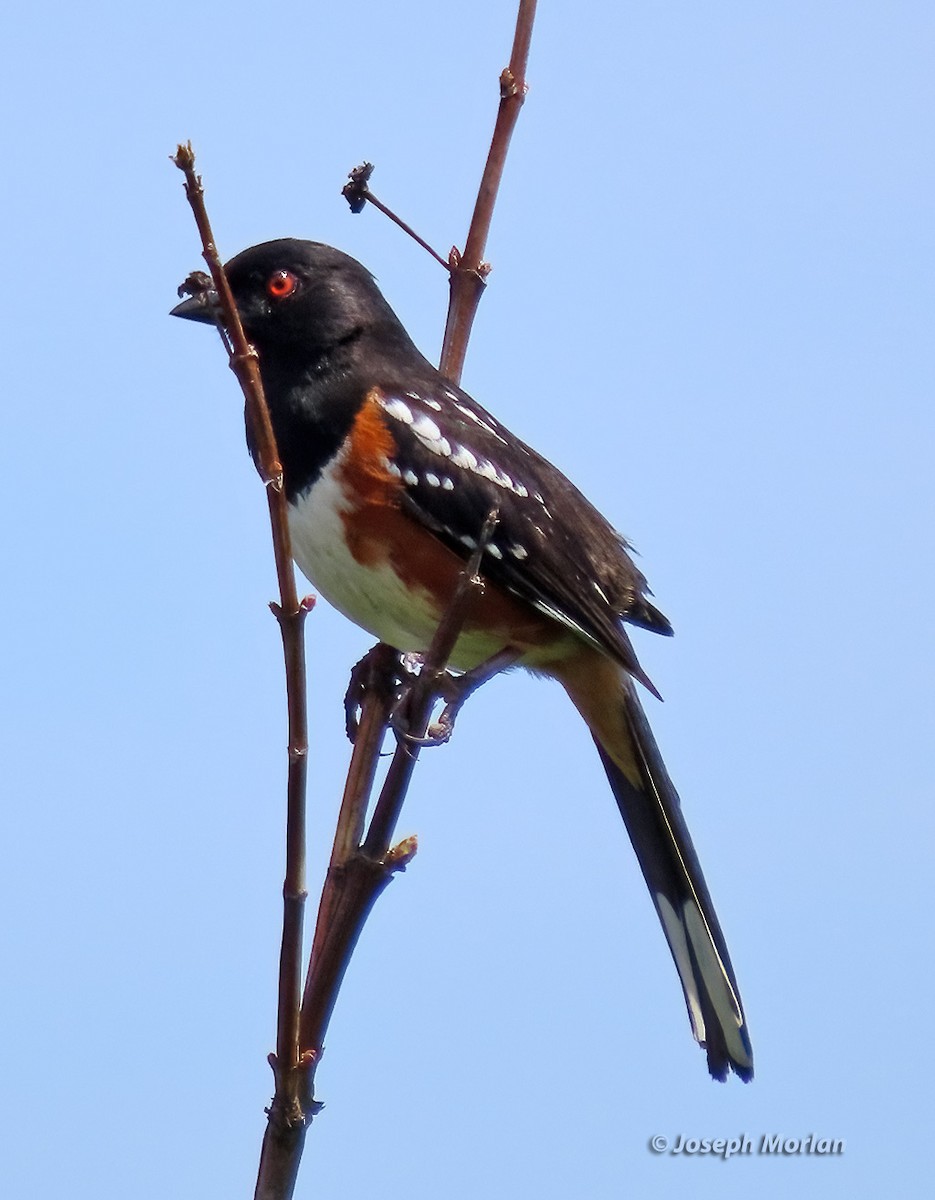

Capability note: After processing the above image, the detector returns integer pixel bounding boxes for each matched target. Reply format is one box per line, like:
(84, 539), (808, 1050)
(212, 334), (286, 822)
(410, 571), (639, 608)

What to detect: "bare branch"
(297, 511), (499, 1087)
(440, 0), (537, 381)
(343, 163), (450, 270)
(362, 509), (499, 858)
(339, 0), (538, 387)
(172, 143), (314, 1175)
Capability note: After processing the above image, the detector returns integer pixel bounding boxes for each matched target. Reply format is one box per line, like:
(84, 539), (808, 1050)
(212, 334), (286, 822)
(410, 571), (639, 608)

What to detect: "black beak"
(169, 291), (220, 324)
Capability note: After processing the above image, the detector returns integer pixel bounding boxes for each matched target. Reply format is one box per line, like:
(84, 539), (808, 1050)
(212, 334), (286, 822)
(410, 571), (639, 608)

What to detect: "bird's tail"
(556, 651), (753, 1081)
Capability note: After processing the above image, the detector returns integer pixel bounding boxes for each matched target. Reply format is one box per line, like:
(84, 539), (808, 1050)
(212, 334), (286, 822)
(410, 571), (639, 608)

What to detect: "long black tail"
(592, 682), (753, 1080)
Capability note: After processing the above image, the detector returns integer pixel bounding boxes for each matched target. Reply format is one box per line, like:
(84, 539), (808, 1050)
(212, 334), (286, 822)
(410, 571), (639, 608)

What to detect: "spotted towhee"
(171, 239), (753, 1081)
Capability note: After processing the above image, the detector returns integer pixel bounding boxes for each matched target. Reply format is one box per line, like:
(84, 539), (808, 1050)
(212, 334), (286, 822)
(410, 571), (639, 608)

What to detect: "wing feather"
(373, 384), (672, 686)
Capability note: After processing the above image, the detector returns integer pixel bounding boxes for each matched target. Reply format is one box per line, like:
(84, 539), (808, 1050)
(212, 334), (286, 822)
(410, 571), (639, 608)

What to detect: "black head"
(171, 238), (420, 366)
(171, 239), (437, 495)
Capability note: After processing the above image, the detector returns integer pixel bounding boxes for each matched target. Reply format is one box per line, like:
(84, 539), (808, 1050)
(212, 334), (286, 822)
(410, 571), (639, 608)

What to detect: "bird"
(171, 238), (753, 1081)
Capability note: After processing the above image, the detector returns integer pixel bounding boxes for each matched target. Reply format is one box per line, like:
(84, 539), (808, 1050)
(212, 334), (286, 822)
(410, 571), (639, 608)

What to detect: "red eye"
(267, 269), (298, 299)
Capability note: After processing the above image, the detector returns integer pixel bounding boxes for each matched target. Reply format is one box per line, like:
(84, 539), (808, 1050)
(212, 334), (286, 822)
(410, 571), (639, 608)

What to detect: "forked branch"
(342, 0), (538, 384)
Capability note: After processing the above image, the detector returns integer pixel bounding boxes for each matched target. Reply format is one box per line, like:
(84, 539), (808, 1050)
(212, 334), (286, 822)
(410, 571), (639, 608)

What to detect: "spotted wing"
(373, 383), (672, 683)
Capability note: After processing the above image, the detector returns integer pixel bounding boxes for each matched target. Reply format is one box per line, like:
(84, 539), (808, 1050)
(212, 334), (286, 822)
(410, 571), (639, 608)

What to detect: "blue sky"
(3, 3), (933, 1197)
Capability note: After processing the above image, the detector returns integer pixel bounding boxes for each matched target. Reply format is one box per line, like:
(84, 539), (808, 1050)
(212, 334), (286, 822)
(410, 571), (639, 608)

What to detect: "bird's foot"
(389, 647), (520, 748)
(344, 643), (408, 743)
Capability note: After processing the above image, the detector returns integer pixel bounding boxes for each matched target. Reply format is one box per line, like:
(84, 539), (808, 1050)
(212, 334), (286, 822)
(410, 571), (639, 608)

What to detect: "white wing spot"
(383, 397), (413, 425)
(423, 397), (442, 411)
(405, 390), (421, 401)
(425, 472), (441, 488)
(459, 534), (477, 549)
(403, 469), (419, 487)
(459, 454), (526, 495)
(486, 544), (503, 560)
(451, 445), (478, 471)
(509, 545), (528, 560)
(410, 412), (452, 458)
(454, 400), (503, 439)
(441, 477), (454, 491)
(533, 494), (554, 519)
(593, 581), (610, 603)
(411, 413), (442, 442)
(474, 459), (530, 497)
(381, 457), (403, 479)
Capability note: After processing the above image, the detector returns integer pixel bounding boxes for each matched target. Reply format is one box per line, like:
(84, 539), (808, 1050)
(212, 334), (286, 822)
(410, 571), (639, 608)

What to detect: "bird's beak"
(169, 291), (220, 325)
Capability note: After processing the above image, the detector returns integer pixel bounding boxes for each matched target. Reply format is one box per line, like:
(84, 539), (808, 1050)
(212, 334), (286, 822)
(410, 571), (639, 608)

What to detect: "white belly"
(288, 462), (516, 669)
(287, 464), (433, 649)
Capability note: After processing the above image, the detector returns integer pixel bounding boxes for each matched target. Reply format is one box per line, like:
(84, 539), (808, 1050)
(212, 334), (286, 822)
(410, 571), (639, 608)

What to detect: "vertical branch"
(440, 0), (537, 382)
(172, 143), (312, 1149)
(361, 509), (499, 859)
(270, 596), (313, 1103)
(297, 513), (499, 1076)
(302, 645), (400, 1056)
(341, 1), (537, 387)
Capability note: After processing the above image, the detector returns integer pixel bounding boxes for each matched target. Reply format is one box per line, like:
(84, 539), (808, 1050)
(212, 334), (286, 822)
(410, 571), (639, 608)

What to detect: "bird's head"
(171, 239), (401, 358)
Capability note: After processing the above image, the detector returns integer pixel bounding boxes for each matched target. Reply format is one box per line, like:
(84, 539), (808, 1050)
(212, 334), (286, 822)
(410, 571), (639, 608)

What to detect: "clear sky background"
(3, 3), (932, 1197)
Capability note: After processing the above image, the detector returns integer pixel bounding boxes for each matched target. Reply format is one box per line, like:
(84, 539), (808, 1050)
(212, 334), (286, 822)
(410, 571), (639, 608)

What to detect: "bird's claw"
(388, 669), (477, 748)
(344, 643), (408, 743)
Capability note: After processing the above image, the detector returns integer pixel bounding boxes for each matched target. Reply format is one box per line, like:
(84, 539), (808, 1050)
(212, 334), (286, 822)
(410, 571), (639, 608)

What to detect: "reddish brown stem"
(362, 509), (498, 857)
(304, 648), (399, 1052)
(271, 598), (312, 1099)
(297, 515), (497, 1093)
(344, 165), (451, 270)
(440, 0), (537, 382)
(172, 144), (313, 1189)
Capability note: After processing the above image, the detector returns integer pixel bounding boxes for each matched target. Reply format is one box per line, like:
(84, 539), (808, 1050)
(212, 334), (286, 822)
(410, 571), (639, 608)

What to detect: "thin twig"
(172, 144), (313, 1177)
(334, 645), (401, 862)
(341, 1), (537, 387)
(297, 511), (499, 1081)
(343, 164), (450, 270)
(440, 0), (537, 382)
(362, 509), (499, 858)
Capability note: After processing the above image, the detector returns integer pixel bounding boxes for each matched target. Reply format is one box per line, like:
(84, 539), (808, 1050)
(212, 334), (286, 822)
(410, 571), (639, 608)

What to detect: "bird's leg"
(344, 642), (409, 743)
(427, 647), (521, 743)
(390, 647), (521, 748)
